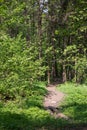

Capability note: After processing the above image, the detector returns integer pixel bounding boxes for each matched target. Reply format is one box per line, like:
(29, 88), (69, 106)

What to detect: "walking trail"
(43, 83), (68, 119)
(43, 84), (87, 130)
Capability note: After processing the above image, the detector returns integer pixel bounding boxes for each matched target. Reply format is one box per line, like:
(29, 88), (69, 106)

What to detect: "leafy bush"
(0, 33), (46, 100)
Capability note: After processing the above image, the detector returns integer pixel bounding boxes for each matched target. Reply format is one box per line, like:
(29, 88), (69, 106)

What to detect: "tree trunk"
(37, 0), (42, 59)
(62, 37), (67, 82)
(63, 64), (67, 82)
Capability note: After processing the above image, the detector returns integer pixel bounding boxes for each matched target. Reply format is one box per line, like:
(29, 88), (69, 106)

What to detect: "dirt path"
(43, 84), (69, 119)
(44, 84), (64, 108)
(43, 84), (87, 129)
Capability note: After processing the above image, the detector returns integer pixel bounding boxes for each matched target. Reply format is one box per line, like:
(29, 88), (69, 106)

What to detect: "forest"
(0, 0), (87, 130)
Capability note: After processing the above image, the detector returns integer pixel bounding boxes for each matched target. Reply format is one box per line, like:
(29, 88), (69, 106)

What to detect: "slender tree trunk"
(63, 64), (67, 82)
(37, 0), (42, 59)
(62, 37), (67, 82)
(47, 68), (50, 84)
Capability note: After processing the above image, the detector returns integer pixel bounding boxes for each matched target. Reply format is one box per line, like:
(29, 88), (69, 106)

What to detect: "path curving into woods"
(43, 84), (68, 119)
(43, 84), (87, 130)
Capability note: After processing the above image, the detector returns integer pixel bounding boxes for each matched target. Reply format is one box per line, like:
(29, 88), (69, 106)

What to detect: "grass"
(0, 81), (69, 130)
(57, 82), (87, 125)
(0, 81), (87, 130)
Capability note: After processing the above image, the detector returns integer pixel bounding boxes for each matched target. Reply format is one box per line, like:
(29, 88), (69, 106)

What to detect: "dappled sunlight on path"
(44, 84), (65, 108)
(43, 84), (69, 119)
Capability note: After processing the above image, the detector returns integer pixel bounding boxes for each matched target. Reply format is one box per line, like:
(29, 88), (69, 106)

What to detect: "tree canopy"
(0, 0), (87, 98)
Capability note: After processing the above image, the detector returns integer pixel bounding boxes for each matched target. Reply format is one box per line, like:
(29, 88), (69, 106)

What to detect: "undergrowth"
(57, 82), (87, 125)
(0, 81), (69, 130)
(1, 81), (87, 130)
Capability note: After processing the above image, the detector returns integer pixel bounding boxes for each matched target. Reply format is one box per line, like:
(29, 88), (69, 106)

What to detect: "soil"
(44, 84), (64, 108)
(43, 83), (68, 119)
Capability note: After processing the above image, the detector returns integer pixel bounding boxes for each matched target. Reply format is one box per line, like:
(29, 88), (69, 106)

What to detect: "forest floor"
(0, 82), (87, 130)
(43, 83), (87, 130)
(43, 83), (69, 119)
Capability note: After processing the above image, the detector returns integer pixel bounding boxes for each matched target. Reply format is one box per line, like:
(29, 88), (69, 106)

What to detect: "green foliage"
(0, 105), (69, 130)
(58, 82), (87, 124)
(0, 0), (87, 83)
(63, 44), (87, 83)
(0, 82), (48, 130)
(0, 0), (87, 129)
(75, 56), (87, 83)
(0, 81), (70, 130)
(0, 106), (49, 130)
(0, 33), (46, 100)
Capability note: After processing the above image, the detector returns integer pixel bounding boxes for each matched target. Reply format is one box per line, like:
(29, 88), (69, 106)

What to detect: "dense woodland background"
(0, 0), (87, 129)
(1, 0), (87, 85)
